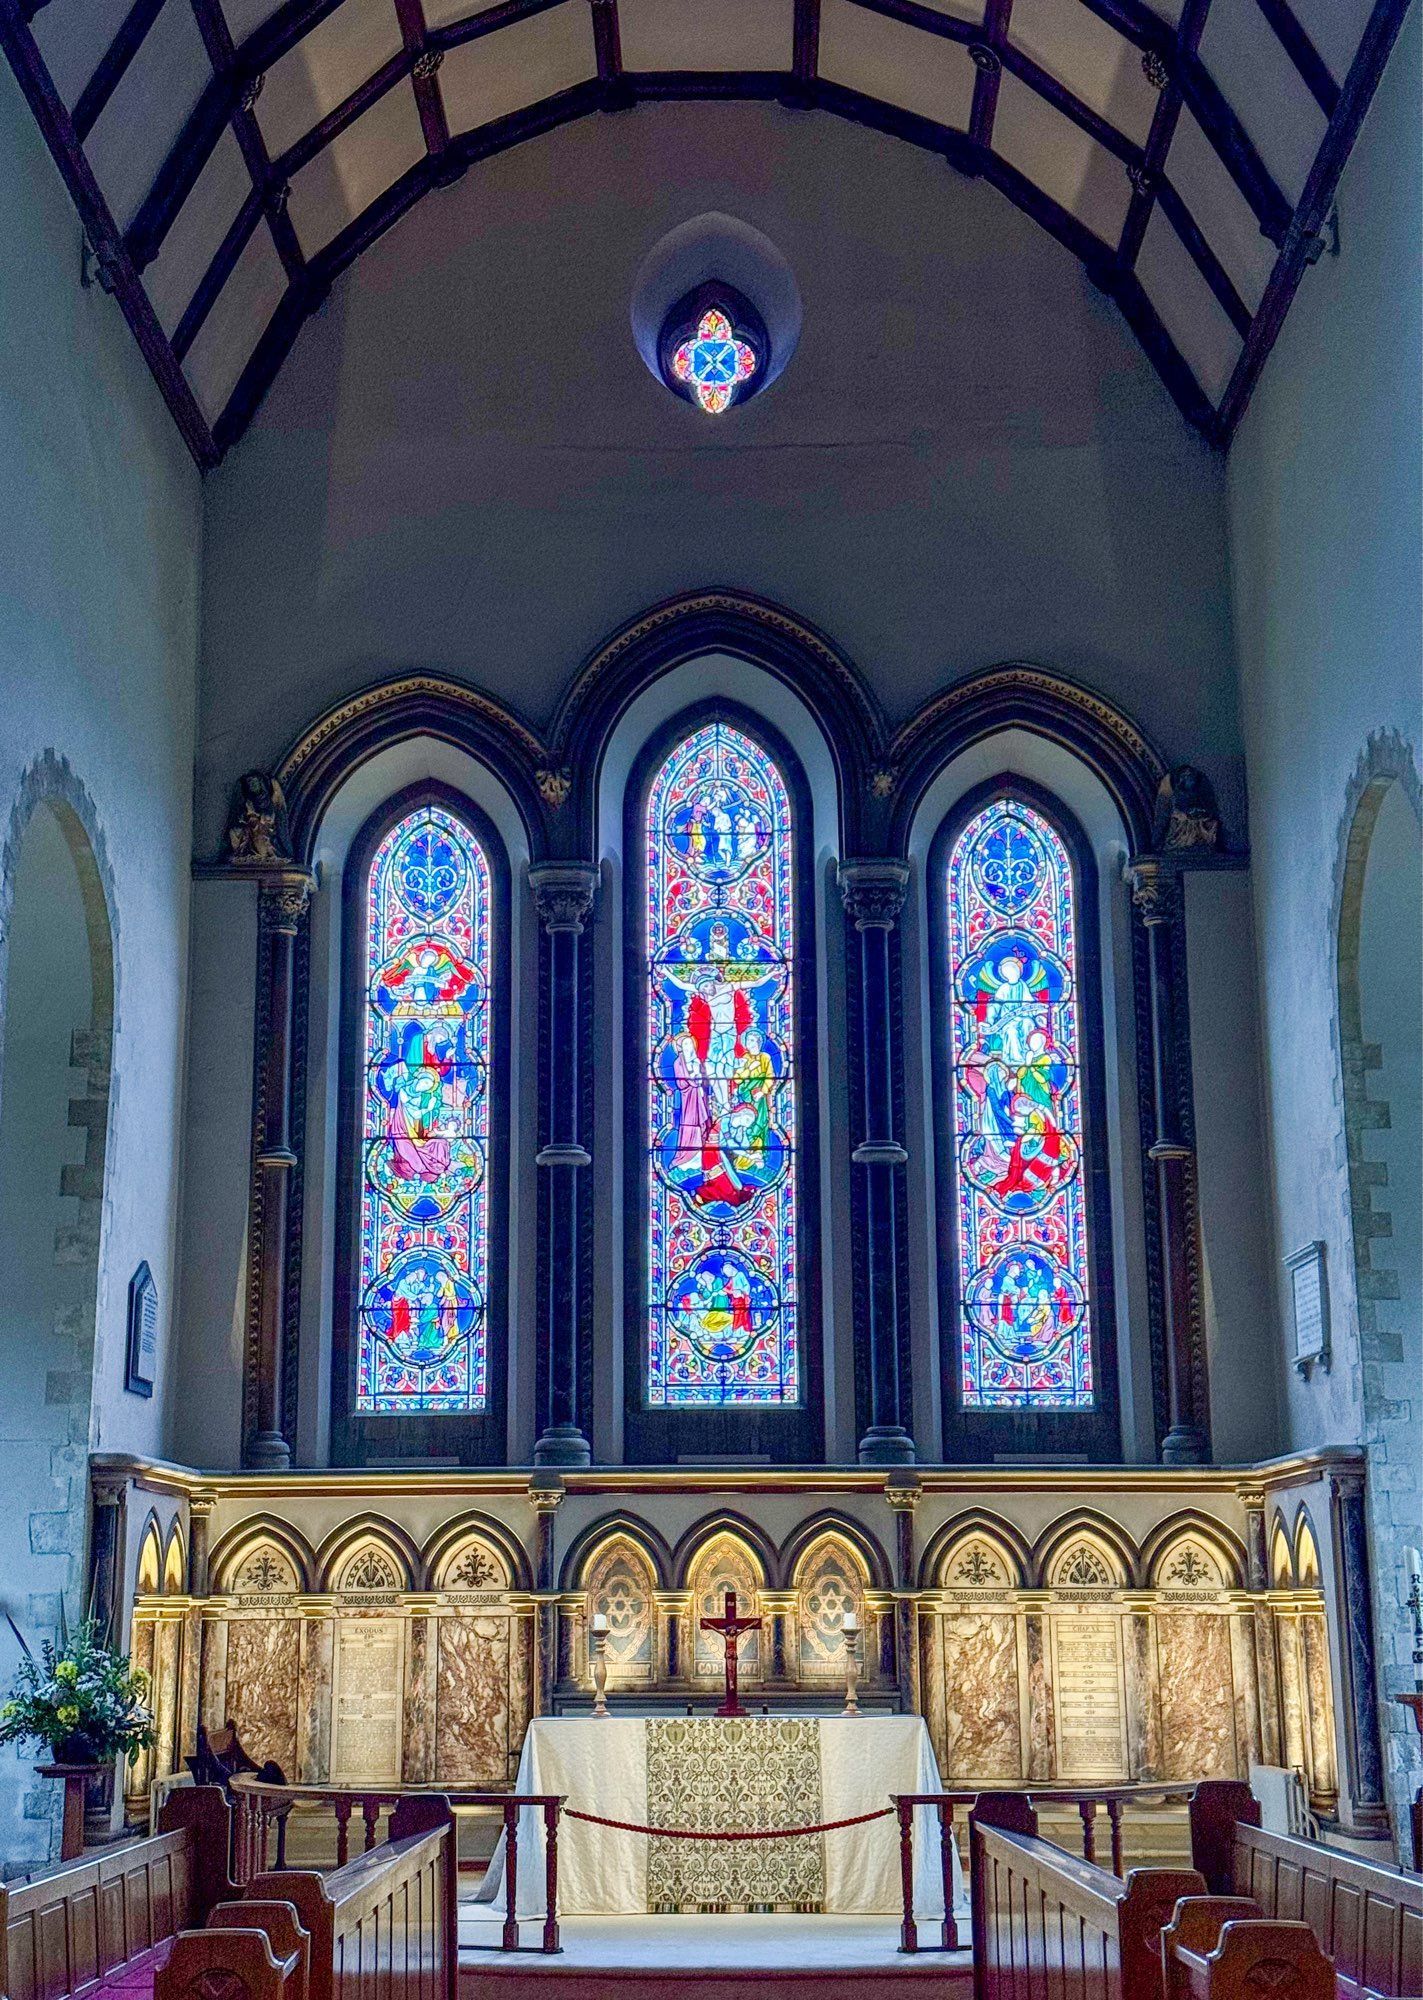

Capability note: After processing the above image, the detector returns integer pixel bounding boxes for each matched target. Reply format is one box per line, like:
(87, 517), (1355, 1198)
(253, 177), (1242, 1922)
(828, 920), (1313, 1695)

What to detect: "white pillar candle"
(591, 1612), (609, 1634)
(841, 1611), (860, 1634)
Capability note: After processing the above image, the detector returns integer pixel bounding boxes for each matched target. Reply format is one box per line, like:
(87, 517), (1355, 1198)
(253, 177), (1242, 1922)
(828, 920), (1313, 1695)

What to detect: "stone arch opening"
(1337, 752), (1422, 1840)
(0, 789), (115, 1867)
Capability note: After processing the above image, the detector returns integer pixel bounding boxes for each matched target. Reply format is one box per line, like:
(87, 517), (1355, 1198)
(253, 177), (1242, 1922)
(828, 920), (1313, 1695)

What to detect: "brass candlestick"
(842, 1613), (862, 1717)
(590, 1614), (610, 1718)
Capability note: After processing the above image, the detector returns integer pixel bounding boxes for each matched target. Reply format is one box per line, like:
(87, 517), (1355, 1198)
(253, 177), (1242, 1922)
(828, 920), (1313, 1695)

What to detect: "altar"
(477, 1715), (965, 1917)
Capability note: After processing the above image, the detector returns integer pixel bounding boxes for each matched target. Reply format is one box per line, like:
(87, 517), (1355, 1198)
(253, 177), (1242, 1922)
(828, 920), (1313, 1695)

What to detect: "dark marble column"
(1240, 1487), (1268, 1593)
(1125, 858), (1209, 1464)
(187, 1497), (213, 1598)
(529, 1476), (565, 1715)
(885, 1476), (921, 1713)
(1329, 1466), (1390, 1833)
(84, 1479), (126, 1839)
(530, 865), (598, 1467)
(840, 861), (915, 1465)
(244, 871), (314, 1470)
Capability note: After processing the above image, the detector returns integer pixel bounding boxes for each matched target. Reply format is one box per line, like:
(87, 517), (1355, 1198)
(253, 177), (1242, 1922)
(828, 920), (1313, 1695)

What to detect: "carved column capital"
(258, 869), (316, 935)
(527, 1475), (567, 1515)
(838, 858), (910, 930)
(529, 862), (598, 934)
(883, 1475), (923, 1514)
(1124, 855), (1180, 927)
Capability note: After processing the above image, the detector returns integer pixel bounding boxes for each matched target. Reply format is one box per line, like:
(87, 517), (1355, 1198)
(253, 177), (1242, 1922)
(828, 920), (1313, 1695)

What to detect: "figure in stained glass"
(357, 804), (491, 1412)
(644, 722), (799, 1405)
(947, 797), (1094, 1409)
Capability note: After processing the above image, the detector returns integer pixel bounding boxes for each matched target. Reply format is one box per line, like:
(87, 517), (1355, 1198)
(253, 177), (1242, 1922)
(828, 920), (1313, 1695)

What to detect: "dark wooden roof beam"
(1251, 0), (1340, 118)
(392, 0), (450, 158)
(72, 0), (167, 142)
(968, 0), (1010, 150)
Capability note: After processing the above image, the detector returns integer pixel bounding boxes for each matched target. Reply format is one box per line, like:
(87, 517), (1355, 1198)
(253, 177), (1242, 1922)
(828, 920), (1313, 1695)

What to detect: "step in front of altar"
(457, 1913), (972, 1999)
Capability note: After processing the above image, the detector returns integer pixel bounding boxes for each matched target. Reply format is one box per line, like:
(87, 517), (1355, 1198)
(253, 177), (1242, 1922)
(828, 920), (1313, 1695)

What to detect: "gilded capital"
(1124, 855), (1179, 927)
(259, 870), (316, 934)
(529, 862), (598, 934)
(838, 858), (910, 931)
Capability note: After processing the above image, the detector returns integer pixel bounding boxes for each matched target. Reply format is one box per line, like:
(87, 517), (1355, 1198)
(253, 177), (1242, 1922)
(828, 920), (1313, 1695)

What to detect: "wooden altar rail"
(229, 1777), (565, 1955)
(891, 1779), (1254, 1953)
(969, 1793), (1207, 2000)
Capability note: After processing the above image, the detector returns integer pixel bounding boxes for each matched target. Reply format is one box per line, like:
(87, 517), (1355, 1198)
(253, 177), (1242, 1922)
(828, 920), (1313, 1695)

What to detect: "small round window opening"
(658, 283), (769, 415)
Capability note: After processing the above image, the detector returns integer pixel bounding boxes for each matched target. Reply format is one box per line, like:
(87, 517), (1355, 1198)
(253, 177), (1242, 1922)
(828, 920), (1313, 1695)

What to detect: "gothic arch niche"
(0, 782), (115, 1762)
(295, 734), (534, 1468)
(686, 1532), (765, 1684)
(1335, 748), (1421, 1829)
(904, 730), (1151, 1463)
(1039, 1522), (1132, 1593)
(582, 1534), (658, 1686)
(791, 1534), (869, 1683)
(1270, 1518), (1295, 1590)
(922, 1523), (1025, 1785)
(135, 1520), (163, 1596)
(431, 1533), (513, 1595)
(162, 1526), (186, 1595)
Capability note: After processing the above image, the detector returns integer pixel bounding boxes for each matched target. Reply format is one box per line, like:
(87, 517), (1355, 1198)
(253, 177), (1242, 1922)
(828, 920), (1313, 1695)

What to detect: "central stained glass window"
(644, 722), (799, 1406)
(946, 797), (1095, 1410)
(357, 804), (490, 1412)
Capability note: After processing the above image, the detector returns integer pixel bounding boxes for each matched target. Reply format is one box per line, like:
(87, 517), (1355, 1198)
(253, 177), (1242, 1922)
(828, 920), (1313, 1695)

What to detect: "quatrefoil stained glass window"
(658, 285), (769, 416)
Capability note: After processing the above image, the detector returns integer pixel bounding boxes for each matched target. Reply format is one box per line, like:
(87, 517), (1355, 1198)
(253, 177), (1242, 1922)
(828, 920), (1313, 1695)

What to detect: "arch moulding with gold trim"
(558, 1514), (675, 1594)
(208, 1513), (318, 1595)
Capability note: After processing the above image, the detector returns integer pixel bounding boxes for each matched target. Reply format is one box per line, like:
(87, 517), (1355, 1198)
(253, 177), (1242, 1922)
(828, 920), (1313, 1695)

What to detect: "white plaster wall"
(0, 67), (201, 1866)
(196, 100), (1243, 852)
(1225, 8), (1422, 1457)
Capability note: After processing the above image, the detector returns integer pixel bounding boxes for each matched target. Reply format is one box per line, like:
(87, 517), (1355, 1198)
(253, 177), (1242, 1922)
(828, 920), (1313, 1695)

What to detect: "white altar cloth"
(476, 1715), (965, 1918)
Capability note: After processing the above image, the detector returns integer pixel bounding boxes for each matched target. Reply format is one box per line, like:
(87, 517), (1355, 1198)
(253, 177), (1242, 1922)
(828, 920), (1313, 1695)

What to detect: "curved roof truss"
(1, 0), (1407, 465)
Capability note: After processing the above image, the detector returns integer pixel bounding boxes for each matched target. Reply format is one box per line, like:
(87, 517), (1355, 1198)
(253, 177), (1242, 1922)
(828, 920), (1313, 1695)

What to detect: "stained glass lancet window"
(357, 804), (491, 1412)
(644, 722), (799, 1406)
(946, 797), (1095, 1409)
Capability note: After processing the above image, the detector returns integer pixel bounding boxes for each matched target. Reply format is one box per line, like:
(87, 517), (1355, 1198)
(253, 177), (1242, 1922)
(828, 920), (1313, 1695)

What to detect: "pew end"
(208, 1902), (310, 2000)
(157, 1929), (301, 2000)
(1169, 1918), (1337, 2000)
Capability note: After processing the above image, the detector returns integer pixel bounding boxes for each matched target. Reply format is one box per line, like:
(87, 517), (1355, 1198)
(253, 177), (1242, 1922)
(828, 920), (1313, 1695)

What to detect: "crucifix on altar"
(699, 1589), (763, 1717)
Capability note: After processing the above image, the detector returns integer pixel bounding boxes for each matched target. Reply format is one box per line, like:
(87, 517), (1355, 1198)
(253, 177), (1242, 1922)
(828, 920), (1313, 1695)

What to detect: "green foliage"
(0, 1616), (155, 1764)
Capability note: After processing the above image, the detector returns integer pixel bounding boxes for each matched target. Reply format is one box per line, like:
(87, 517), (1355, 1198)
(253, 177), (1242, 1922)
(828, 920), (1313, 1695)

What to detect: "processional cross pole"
(699, 1590), (763, 1718)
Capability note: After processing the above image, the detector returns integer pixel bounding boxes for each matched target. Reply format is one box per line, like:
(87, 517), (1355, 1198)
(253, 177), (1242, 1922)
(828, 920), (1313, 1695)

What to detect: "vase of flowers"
(0, 1611), (154, 1770)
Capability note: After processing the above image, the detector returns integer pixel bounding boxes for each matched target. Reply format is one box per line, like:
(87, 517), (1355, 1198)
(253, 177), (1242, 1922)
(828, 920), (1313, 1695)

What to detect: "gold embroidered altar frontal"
(646, 1717), (825, 1912)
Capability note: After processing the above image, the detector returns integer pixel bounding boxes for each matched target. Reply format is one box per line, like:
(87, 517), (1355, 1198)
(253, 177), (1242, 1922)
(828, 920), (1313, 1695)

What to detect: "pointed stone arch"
(580, 1532), (660, 1687)
(920, 1511), (1032, 1593)
(135, 1514), (163, 1596)
(209, 1514), (317, 1596)
(1140, 1512), (1246, 1593)
(162, 1523), (187, 1596)
(559, 1513), (674, 1594)
(682, 1527), (769, 1685)
(318, 1515), (419, 1595)
(787, 1530), (872, 1684)
(1270, 1515), (1296, 1590)
(1033, 1511), (1138, 1591)
(1293, 1508), (1323, 1590)
(422, 1511), (531, 1593)
(673, 1511), (780, 1591)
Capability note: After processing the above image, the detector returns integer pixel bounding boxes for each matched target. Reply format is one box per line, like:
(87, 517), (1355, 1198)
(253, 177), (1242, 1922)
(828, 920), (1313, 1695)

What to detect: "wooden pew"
(1162, 1903), (1337, 2000)
(0, 1788), (234, 2000)
(969, 1792), (1207, 2000)
(157, 1926), (302, 2000)
(1163, 1808), (1423, 1999)
(207, 1901), (311, 2000)
(243, 1796), (458, 2000)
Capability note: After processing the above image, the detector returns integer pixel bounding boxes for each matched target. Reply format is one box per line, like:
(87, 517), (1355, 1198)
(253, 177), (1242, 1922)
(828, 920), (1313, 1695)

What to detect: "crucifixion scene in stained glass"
(643, 722), (799, 1406)
(947, 797), (1095, 1410)
(357, 804), (491, 1412)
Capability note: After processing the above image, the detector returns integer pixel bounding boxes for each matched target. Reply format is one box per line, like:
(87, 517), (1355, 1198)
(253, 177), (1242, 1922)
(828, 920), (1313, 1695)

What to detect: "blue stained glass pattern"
(357, 805), (490, 1412)
(947, 798), (1095, 1410)
(644, 723), (799, 1406)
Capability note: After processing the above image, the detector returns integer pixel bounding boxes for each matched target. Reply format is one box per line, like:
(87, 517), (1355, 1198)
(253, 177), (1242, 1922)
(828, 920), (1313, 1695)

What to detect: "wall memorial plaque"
(331, 1619), (404, 1784)
(1285, 1241), (1330, 1377)
(1051, 1615), (1128, 1781)
(125, 1261), (158, 1396)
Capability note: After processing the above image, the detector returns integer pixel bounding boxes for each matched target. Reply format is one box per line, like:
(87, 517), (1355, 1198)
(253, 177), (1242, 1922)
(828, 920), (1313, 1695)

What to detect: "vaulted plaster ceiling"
(2, 0), (1407, 466)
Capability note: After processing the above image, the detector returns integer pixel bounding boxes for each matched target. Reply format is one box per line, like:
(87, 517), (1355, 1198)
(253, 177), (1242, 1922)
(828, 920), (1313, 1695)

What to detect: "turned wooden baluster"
(1078, 1798), (1097, 1865)
(502, 1800), (520, 1952)
(1107, 1798), (1124, 1877)
(334, 1797), (352, 1868)
(362, 1797), (380, 1851)
(542, 1800), (561, 1954)
(896, 1796), (918, 1953)
(937, 1802), (959, 1950)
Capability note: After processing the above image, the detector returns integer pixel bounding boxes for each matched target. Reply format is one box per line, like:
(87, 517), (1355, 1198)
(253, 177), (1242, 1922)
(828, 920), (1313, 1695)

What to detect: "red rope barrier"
(562, 1806), (895, 1840)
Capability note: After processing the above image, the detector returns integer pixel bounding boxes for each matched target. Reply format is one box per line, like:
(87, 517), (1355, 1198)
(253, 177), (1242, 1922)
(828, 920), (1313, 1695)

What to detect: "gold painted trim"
(91, 1448), (1364, 1507)
(277, 674), (547, 787)
(889, 662), (1167, 781)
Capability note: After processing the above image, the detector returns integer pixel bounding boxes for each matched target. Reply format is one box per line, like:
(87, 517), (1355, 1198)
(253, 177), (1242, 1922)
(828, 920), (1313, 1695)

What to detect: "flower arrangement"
(0, 1611), (155, 1767)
